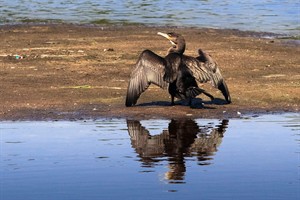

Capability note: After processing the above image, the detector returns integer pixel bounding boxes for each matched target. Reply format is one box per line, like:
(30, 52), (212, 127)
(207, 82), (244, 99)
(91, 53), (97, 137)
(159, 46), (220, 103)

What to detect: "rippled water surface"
(0, 0), (299, 35)
(1, 114), (299, 200)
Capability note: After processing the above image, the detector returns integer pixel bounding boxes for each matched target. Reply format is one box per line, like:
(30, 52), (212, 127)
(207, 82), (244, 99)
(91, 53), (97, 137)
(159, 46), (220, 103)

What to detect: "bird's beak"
(157, 32), (176, 46)
(157, 32), (170, 40)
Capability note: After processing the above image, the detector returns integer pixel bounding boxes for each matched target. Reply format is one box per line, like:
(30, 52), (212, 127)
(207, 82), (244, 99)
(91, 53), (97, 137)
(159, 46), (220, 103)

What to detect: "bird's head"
(157, 32), (186, 54)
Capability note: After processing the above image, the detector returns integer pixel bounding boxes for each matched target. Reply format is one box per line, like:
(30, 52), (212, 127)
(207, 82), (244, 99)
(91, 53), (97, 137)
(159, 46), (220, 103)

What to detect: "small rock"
(14, 54), (23, 59)
(104, 48), (114, 52)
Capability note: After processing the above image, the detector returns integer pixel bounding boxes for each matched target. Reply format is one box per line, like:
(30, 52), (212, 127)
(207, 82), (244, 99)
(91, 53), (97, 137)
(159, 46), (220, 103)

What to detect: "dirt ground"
(0, 24), (299, 120)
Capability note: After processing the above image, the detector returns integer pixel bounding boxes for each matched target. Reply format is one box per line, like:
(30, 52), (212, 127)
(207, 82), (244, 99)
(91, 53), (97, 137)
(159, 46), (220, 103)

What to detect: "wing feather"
(127, 120), (150, 140)
(183, 49), (231, 103)
(125, 50), (168, 107)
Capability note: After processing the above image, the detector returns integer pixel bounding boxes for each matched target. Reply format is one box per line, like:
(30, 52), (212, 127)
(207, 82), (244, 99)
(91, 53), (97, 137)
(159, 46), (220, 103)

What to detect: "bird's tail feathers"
(187, 87), (204, 98)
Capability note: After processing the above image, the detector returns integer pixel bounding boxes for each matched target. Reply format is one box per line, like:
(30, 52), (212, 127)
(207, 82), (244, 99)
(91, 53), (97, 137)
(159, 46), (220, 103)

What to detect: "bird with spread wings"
(125, 32), (231, 107)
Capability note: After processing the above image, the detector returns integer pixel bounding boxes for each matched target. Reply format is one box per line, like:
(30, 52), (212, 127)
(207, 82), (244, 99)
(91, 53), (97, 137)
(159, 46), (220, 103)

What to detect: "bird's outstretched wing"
(183, 49), (231, 103)
(127, 120), (150, 139)
(125, 50), (168, 107)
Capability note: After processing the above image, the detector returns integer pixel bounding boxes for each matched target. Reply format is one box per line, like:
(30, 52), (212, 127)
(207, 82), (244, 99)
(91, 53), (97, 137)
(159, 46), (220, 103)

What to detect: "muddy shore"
(0, 24), (299, 120)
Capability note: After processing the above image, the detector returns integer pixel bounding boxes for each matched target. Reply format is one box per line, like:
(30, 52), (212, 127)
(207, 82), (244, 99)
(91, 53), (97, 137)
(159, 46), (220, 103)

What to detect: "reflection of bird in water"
(125, 32), (231, 107)
(127, 119), (228, 183)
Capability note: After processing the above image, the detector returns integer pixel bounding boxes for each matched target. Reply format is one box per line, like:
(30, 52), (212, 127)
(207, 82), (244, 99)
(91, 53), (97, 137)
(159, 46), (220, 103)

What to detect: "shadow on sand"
(136, 98), (229, 109)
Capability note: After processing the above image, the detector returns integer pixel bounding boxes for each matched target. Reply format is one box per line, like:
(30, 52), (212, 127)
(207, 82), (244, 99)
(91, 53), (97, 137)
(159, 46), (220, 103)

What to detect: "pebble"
(104, 48), (114, 52)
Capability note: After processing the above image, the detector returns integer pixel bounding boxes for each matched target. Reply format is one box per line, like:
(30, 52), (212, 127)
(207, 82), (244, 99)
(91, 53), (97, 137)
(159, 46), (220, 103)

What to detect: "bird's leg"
(170, 95), (175, 106)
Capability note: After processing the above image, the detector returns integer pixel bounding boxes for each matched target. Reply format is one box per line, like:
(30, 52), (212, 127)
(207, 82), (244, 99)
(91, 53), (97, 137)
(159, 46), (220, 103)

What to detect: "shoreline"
(1, 108), (298, 122)
(0, 24), (299, 121)
(1, 22), (298, 37)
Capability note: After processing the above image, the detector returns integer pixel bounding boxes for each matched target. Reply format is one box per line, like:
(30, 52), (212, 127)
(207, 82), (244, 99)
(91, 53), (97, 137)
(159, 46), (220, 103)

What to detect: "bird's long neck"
(168, 40), (186, 55)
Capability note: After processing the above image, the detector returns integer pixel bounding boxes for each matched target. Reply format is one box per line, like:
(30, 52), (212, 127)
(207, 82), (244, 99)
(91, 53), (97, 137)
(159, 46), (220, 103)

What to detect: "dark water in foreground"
(0, 0), (299, 36)
(1, 114), (299, 200)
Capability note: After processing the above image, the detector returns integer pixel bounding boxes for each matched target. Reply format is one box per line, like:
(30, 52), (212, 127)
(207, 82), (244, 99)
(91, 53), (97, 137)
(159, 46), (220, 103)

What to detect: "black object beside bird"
(125, 32), (231, 107)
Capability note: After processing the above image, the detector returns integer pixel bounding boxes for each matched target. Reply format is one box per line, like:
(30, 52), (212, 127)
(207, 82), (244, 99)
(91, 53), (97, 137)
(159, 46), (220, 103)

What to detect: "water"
(1, 114), (299, 200)
(0, 0), (299, 36)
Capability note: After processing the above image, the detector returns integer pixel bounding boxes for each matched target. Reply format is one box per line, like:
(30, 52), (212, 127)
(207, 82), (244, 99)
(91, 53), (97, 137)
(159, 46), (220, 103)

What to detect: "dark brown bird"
(125, 32), (231, 107)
